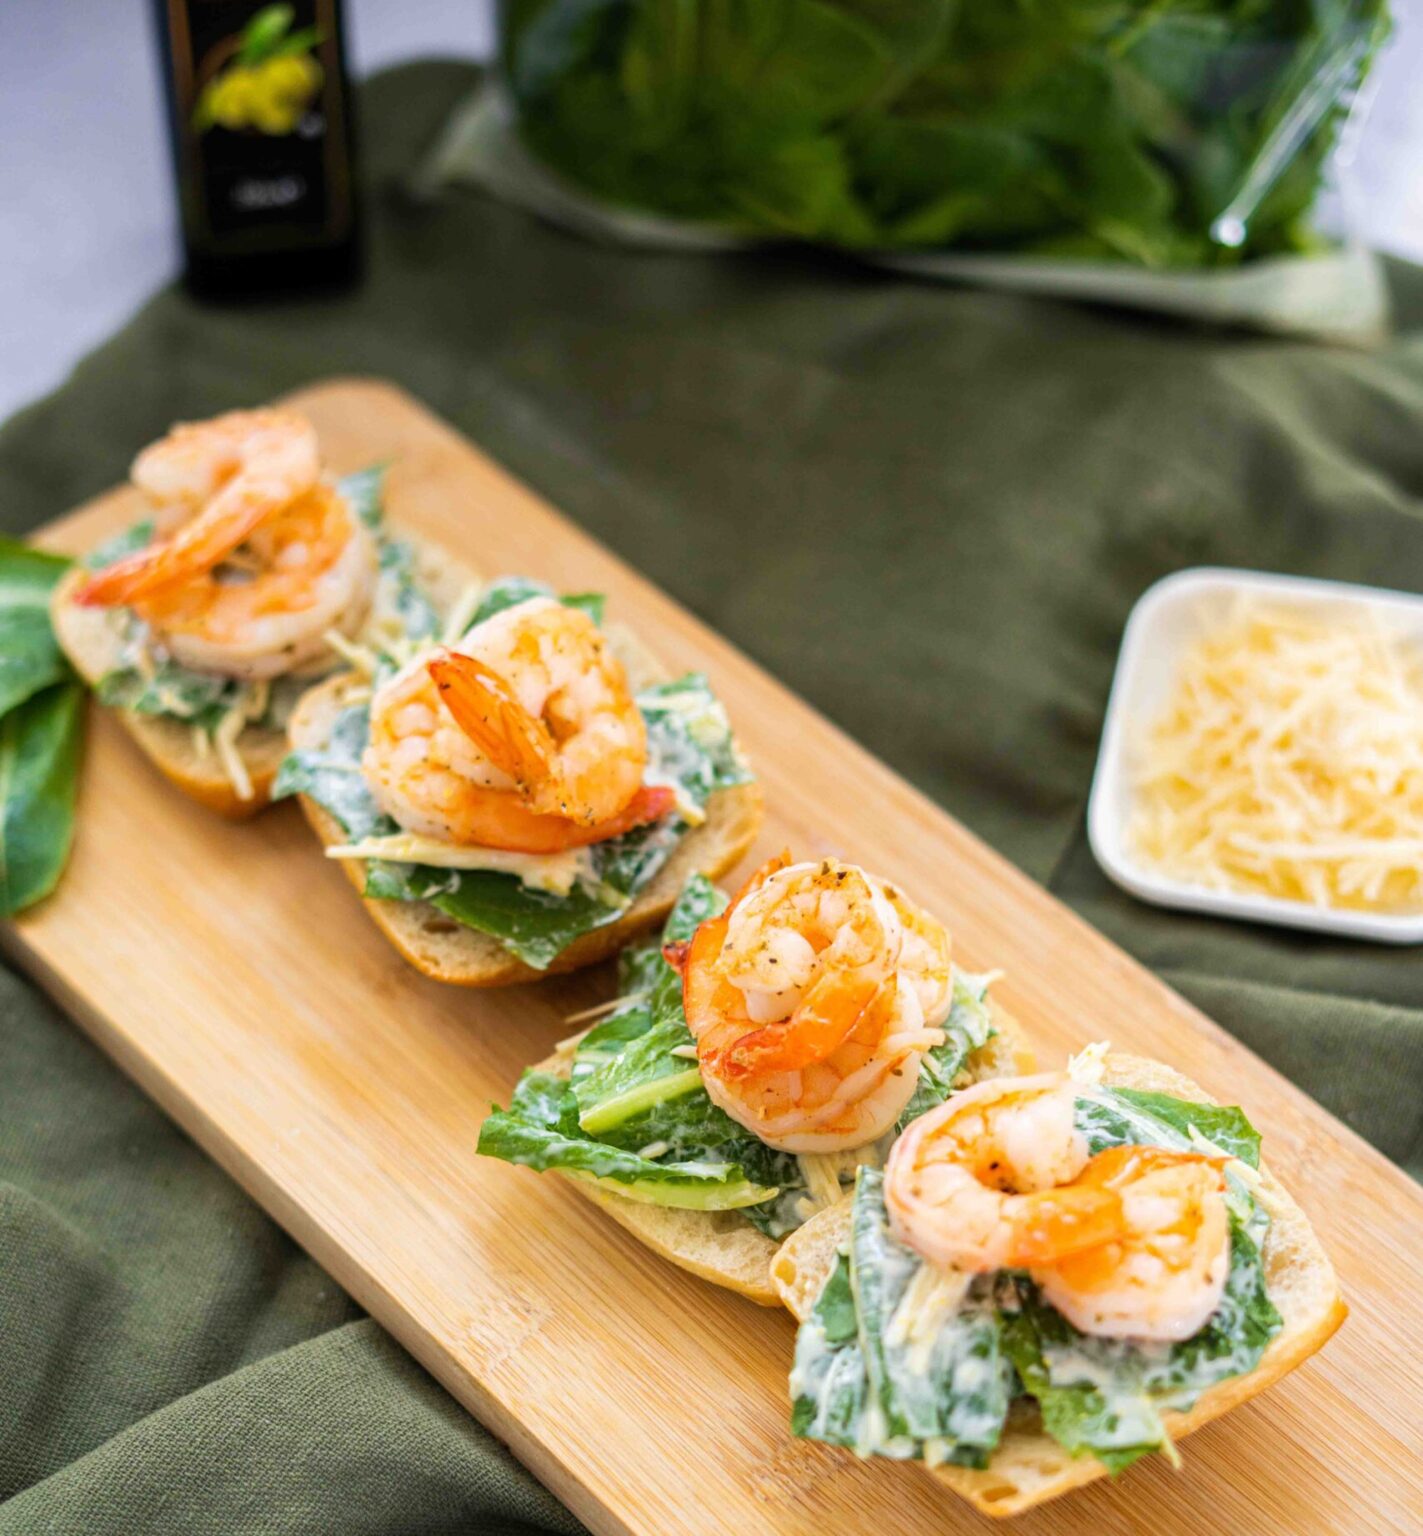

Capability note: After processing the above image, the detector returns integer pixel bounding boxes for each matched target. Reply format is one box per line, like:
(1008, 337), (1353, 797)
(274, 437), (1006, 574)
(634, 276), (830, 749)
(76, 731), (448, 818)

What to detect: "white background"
(2, 0), (1419, 422)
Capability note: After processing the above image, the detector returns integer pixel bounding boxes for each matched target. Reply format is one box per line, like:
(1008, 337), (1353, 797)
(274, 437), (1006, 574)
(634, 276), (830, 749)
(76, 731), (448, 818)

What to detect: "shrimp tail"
(1009, 1186), (1126, 1266)
(428, 650), (554, 791)
(75, 497), (274, 608)
(713, 970), (883, 1078)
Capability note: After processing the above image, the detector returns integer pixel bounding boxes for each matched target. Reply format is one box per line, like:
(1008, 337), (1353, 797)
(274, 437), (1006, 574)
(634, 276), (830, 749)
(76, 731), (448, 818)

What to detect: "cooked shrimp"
(885, 1074), (1125, 1273)
(75, 411), (375, 681)
(669, 856), (954, 1153)
(426, 597), (648, 827)
(886, 1077), (1233, 1342)
(1034, 1145), (1231, 1343)
(79, 410), (322, 607)
(363, 597), (674, 854)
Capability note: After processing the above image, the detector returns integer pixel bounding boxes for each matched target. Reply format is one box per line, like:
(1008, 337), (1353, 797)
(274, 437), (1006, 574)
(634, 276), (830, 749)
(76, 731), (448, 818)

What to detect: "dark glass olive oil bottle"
(155, 1), (361, 297)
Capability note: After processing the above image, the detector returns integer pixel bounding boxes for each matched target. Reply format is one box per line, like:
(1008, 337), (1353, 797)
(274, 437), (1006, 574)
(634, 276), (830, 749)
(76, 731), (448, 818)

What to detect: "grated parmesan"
(1127, 601), (1423, 912)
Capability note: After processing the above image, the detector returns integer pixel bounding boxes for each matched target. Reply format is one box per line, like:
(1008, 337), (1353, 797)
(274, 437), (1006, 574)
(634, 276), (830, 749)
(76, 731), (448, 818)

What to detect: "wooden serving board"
(10, 379), (1422, 1535)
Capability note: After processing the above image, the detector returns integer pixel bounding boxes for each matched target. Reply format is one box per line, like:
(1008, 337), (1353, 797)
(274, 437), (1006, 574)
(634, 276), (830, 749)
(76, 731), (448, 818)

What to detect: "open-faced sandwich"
(277, 575), (763, 985)
(479, 855), (1032, 1301)
(773, 1045), (1346, 1517)
(50, 409), (431, 816)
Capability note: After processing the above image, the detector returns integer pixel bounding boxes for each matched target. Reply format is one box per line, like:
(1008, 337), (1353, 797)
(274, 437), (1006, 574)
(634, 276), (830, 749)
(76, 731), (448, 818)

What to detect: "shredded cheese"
(322, 627), (379, 678)
(441, 582), (486, 646)
(213, 706), (254, 802)
(323, 831), (590, 895)
(1067, 1040), (1112, 1085)
(886, 1264), (971, 1373)
(1128, 601), (1423, 912)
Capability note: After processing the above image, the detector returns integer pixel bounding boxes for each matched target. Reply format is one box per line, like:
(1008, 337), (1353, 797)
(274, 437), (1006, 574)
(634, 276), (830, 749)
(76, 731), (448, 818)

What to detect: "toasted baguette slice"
(772, 1051), (1347, 1518)
(50, 530), (471, 819)
(51, 566), (287, 819)
(527, 1004), (1033, 1306)
(287, 617), (765, 986)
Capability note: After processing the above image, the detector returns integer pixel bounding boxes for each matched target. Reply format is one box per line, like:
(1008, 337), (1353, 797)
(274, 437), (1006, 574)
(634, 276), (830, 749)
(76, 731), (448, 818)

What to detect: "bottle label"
(167, 1), (352, 253)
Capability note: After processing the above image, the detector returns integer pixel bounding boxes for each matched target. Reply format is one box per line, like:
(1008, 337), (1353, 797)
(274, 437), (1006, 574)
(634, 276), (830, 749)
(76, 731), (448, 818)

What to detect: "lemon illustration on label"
(193, 5), (324, 137)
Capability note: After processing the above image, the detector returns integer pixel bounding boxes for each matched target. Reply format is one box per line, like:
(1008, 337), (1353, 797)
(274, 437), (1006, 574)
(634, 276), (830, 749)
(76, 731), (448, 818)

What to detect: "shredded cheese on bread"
(1128, 602), (1423, 912)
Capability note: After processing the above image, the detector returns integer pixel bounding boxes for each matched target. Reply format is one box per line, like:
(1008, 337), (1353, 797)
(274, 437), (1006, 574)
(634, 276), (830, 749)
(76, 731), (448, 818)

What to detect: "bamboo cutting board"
(9, 379), (1422, 1536)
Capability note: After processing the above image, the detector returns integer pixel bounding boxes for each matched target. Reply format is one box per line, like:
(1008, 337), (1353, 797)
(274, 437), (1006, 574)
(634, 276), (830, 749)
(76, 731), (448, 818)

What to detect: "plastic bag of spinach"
(424, 0), (1392, 340)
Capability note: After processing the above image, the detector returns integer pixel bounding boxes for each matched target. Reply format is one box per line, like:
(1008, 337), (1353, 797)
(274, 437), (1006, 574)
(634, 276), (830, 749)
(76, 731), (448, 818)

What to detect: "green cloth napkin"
(3, 59), (1421, 1535)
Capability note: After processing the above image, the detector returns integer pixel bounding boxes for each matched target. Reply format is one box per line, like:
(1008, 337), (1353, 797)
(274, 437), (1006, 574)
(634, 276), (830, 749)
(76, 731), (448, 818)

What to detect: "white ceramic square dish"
(1088, 566), (1423, 944)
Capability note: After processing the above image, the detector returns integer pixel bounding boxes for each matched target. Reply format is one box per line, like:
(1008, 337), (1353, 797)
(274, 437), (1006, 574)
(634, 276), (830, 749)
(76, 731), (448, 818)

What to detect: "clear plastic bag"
(430, 0), (1394, 340)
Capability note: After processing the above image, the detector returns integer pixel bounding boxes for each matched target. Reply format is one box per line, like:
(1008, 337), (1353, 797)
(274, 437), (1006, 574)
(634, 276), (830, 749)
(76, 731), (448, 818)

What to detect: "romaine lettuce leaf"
(790, 1255), (870, 1446)
(1001, 1212), (1280, 1474)
(479, 877), (1003, 1236)
(791, 1170), (1011, 1466)
(896, 970), (996, 1130)
(476, 1070), (778, 1210)
(1080, 1087), (1262, 1169)
(793, 1084), (1281, 1474)
(852, 1170), (1011, 1463)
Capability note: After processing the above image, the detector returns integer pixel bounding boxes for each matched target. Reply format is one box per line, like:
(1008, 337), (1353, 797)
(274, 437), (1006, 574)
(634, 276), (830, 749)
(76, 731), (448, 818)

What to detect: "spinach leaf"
(0, 537), (73, 718)
(502, 0), (1389, 264)
(0, 539), (85, 916)
(0, 682), (85, 917)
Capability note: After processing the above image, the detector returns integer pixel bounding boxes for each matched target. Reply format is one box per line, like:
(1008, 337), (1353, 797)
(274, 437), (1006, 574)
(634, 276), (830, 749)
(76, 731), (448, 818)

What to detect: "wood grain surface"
(8, 379), (1421, 1535)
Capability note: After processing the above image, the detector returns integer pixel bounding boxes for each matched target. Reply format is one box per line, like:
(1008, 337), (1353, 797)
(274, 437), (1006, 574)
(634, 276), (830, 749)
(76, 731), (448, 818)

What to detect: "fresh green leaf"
(793, 1082), (1283, 1474)
(84, 520), (154, 569)
(897, 969), (996, 1129)
(792, 1170), (1012, 1464)
(239, 4), (295, 65)
(1001, 1213), (1280, 1474)
(1076, 1086), (1262, 1169)
(851, 1169), (1010, 1461)
(0, 683), (85, 916)
(477, 1071), (778, 1209)
(337, 465), (388, 530)
(458, 574), (606, 634)
(0, 537), (73, 717)
(501, 0), (1390, 262)
(790, 1254), (870, 1444)
(278, 651), (751, 970)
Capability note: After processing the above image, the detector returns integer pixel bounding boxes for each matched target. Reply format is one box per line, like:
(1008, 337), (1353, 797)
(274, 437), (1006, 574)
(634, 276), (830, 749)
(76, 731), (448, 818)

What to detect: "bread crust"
(531, 1004), (1033, 1306)
(771, 1052), (1347, 1517)
(51, 566), (288, 818)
